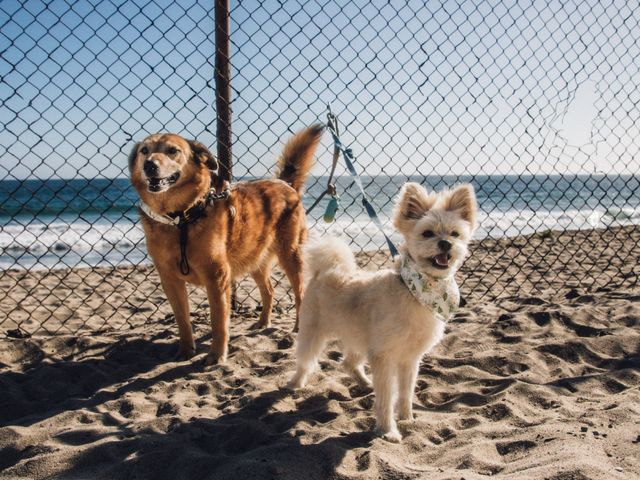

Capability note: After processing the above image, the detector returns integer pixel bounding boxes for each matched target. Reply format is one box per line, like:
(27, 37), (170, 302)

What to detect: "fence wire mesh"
(1, 0), (639, 336)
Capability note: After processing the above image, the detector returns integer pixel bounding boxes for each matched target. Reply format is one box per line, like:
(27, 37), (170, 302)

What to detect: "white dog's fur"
(288, 182), (477, 442)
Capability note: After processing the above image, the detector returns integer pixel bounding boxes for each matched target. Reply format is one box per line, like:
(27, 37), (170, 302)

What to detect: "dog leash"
(305, 115), (340, 219)
(322, 105), (399, 258)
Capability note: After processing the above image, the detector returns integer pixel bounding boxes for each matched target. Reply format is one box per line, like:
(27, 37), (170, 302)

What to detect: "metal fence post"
(215, 0), (232, 188)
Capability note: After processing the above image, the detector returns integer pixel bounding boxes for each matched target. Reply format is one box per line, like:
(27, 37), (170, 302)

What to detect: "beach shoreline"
(1, 225), (638, 337)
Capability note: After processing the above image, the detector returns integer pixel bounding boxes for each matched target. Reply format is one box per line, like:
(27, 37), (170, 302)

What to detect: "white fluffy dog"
(288, 182), (477, 442)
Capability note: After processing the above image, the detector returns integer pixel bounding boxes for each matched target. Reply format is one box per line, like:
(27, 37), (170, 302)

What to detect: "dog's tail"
(276, 124), (324, 193)
(305, 236), (357, 281)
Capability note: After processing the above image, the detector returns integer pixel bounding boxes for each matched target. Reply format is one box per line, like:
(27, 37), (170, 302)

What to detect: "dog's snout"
(143, 160), (159, 177)
(438, 240), (452, 252)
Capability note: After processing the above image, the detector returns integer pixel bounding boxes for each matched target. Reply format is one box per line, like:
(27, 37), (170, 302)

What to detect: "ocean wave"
(0, 220), (146, 269)
(1, 206), (639, 270)
(477, 207), (640, 238)
(311, 206), (640, 250)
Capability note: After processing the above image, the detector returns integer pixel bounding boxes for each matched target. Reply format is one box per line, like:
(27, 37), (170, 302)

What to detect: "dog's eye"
(422, 230), (435, 238)
(167, 147), (178, 155)
(140, 146), (149, 155)
(451, 231), (459, 238)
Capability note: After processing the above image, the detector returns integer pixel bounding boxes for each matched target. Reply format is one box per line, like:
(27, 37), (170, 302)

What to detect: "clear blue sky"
(1, 0), (639, 180)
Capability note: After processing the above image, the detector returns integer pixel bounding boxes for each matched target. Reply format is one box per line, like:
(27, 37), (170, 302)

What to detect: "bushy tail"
(305, 237), (358, 281)
(276, 124), (324, 193)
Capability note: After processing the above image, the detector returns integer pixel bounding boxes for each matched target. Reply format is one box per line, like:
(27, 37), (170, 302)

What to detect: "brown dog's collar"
(138, 202), (180, 225)
(138, 187), (231, 227)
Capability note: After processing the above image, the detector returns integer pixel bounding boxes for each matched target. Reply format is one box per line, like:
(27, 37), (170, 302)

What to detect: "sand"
(0, 226), (639, 479)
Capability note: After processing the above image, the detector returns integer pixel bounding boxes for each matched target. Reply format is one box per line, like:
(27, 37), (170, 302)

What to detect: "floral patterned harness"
(399, 253), (460, 322)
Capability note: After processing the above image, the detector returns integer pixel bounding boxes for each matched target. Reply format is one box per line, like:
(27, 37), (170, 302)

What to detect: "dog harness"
(399, 253), (460, 322)
(138, 186), (231, 275)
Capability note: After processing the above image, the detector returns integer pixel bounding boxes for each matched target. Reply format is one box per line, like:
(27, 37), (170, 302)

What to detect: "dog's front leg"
(204, 266), (231, 365)
(158, 271), (195, 360)
(371, 355), (402, 442)
(397, 359), (420, 421)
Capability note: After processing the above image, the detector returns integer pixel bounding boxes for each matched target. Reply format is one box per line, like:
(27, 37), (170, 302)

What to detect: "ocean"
(1, 174), (639, 270)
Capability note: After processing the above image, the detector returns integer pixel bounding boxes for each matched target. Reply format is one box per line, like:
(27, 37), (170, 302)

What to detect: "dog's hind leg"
(287, 327), (325, 389)
(343, 351), (371, 387)
(158, 272), (195, 360)
(397, 359), (420, 421)
(277, 244), (304, 332)
(251, 265), (274, 328)
(371, 355), (401, 442)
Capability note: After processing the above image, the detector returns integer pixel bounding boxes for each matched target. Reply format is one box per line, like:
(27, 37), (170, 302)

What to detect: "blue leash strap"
(326, 110), (399, 258)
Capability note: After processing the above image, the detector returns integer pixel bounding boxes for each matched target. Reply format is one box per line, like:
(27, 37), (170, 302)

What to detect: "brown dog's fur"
(129, 125), (323, 364)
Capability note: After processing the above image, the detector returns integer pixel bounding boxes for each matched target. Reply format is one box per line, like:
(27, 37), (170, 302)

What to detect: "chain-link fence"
(1, 0), (639, 336)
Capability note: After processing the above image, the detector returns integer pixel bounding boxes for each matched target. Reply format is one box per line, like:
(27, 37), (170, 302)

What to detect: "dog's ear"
(393, 182), (435, 232)
(445, 184), (477, 228)
(127, 142), (140, 173)
(188, 140), (218, 172)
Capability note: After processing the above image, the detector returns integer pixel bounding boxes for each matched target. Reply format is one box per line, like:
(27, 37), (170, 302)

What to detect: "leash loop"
(306, 109), (341, 216)
(323, 105), (399, 258)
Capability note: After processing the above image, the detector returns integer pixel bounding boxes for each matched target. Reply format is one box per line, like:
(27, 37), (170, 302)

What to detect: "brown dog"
(128, 125), (323, 364)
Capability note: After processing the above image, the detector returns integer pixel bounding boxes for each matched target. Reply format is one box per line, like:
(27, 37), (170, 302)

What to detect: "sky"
(1, 0), (639, 180)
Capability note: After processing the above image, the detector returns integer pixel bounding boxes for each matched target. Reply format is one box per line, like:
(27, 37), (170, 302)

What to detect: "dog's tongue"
(434, 253), (449, 267)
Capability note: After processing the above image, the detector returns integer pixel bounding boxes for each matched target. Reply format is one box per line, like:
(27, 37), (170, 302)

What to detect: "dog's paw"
(250, 319), (270, 330)
(175, 346), (196, 361)
(204, 350), (227, 366)
(286, 370), (309, 389)
(379, 428), (402, 443)
(285, 377), (304, 390)
(397, 409), (414, 421)
(282, 381), (297, 392)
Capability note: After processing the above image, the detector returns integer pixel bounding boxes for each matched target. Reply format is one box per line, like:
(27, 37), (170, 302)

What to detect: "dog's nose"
(143, 160), (159, 177)
(438, 240), (452, 252)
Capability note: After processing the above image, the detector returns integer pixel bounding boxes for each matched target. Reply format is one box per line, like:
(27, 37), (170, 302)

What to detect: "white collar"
(138, 201), (180, 225)
(137, 184), (232, 226)
(399, 253), (460, 322)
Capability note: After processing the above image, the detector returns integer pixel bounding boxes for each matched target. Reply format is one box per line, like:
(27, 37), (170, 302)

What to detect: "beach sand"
(0, 226), (639, 479)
